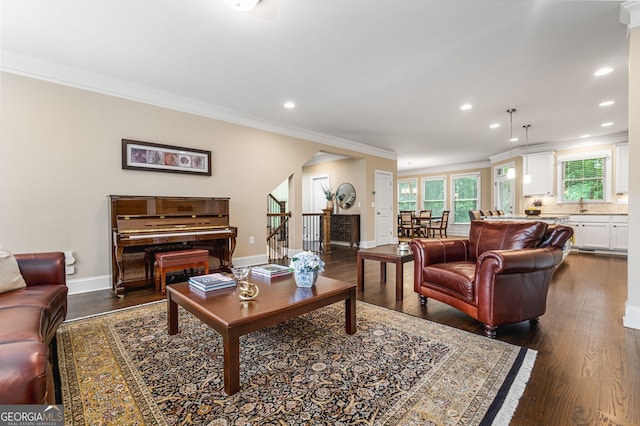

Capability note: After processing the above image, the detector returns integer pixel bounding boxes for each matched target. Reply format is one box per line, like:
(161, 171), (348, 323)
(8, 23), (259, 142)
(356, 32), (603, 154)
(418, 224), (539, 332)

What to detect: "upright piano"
(109, 195), (237, 297)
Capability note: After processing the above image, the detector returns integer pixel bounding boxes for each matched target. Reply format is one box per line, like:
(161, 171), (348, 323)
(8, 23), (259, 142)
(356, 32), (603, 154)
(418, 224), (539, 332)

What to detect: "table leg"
(380, 262), (387, 283)
(395, 260), (404, 301)
(357, 253), (364, 291)
(345, 287), (356, 334)
(223, 328), (241, 395)
(167, 294), (178, 335)
(161, 272), (167, 296)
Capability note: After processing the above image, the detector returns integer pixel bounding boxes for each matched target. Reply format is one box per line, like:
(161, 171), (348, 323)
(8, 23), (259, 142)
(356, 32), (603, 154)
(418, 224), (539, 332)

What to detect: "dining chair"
(426, 210), (450, 238)
(399, 211), (419, 238)
(468, 210), (482, 221)
(418, 210), (432, 237)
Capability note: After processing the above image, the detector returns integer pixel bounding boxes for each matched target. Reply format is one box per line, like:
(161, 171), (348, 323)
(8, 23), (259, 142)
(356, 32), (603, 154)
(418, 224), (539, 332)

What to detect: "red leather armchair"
(0, 252), (68, 404)
(410, 221), (573, 338)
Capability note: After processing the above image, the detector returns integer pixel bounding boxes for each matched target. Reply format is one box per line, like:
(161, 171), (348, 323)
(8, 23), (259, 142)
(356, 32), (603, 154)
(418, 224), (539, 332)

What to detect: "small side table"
(357, 245), (414, 301)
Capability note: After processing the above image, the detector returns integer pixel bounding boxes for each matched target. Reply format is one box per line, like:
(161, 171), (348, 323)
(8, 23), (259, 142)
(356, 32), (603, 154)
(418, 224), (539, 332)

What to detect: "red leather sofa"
(0, 252), (68, 404)
(410, 221), (573, 338)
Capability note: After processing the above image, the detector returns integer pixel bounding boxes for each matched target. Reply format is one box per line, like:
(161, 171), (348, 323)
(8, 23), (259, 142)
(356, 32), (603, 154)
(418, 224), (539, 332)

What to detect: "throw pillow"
(0, 247), (27, 293)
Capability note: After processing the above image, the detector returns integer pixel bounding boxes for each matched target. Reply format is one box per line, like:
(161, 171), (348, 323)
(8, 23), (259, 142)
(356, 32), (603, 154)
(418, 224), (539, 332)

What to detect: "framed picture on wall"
(121, 139), (211, 176)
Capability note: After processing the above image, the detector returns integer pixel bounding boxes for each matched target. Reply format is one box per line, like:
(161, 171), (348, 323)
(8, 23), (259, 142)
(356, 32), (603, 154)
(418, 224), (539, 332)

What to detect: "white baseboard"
(359, 240), (377, 248)
(623, 302), (640, 330)
(234, 254), (269, 267)
(569, 248), (628, 256)
(65, 255), (270, 296)
(66, 275), (112, 295)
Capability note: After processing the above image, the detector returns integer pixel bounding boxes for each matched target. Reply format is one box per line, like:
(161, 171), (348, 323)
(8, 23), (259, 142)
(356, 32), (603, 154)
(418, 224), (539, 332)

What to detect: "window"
(557, 150), (612, 203)
(398, 179), (417, 212)
(421, 177), (445, 217)
(452, 173), (480, 223)
(494, 164), (514, 214)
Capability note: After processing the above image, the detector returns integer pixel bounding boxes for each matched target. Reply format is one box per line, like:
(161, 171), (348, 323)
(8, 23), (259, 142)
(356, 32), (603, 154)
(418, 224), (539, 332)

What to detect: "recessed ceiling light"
(509, 137), (519, 142)
(599, 100), (615, 107)
(224, 0), (260, 11)
(489, 123), (500, 129)
(284, 101), (295, 109)
(601, 122), (614, 127)
(580, 134), (591, 139)
(594, 67), (613, 76)
(460, 104), (472, 111)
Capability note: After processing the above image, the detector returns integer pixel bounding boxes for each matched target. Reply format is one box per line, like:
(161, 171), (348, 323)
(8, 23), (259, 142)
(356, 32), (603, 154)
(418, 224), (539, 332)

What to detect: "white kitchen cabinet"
(579, 222), (610, 249)
(615, 143), (629, 194)
(522, 151), (555, 196)
(610, 216), (628, 250)
(569, 215), (627, 252)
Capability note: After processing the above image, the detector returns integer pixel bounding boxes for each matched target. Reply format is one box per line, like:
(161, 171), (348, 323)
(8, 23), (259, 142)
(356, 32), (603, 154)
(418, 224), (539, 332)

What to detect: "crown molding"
(621, 2), (640, 29)
(489, 131), (628, 163)
(0, 52), (397, 161)
(398, 160), (491, 177)
(405, 132), (630, 175)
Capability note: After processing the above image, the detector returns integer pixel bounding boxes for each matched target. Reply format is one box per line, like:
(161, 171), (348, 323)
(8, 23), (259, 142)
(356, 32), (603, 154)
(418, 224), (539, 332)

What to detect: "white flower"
(289, 251), (325, 274)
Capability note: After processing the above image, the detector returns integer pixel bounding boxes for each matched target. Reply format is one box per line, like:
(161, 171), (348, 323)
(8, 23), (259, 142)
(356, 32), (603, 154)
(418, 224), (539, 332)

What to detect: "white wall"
(0, 73), (396, 293)
(624, 12), (640, 329)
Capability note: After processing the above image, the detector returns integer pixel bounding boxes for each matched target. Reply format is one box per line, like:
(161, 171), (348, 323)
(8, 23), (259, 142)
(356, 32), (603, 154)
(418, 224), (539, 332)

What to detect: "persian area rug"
(57, 301), (536, 425)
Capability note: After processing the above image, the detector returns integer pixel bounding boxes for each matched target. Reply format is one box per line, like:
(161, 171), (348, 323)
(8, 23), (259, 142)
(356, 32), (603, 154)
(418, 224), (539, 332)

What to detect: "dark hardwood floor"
(67, 246), (638, 425)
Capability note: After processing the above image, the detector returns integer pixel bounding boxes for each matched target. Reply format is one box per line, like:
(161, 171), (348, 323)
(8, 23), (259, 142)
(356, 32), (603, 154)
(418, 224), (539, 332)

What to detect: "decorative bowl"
(524, 209), (541, 216)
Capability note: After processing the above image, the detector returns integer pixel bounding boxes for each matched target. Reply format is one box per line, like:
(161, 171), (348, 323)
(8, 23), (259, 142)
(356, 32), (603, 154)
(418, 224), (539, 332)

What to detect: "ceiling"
(1, 1), (633, 172)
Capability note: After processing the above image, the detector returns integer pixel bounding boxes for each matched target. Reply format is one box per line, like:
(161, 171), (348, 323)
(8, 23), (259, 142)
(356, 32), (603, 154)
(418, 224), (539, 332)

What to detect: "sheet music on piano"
(109, 195), (237, 297)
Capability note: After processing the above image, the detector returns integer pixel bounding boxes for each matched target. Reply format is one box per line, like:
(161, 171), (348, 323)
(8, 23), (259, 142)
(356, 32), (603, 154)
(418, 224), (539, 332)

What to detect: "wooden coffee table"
(357, 245), (414, 301)
(167, 274), (356, 395)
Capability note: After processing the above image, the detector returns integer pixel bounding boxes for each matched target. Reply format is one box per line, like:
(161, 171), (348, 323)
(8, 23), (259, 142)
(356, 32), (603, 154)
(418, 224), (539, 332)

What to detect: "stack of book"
(188, 273), (236, 293)
(251, 264), (291, 279)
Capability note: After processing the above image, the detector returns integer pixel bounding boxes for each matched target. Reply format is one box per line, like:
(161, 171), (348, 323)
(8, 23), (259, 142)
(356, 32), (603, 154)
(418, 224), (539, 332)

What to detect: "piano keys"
(109, 195), (237, 297)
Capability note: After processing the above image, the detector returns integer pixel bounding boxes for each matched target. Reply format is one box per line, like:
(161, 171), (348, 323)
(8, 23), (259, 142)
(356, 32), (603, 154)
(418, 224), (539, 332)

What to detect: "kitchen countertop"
(484, 214), (570, 220)
(544, 212), (628, 216)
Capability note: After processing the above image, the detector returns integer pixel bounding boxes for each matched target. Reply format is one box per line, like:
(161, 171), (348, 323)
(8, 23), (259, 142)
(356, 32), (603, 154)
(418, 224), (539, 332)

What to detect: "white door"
(312, 176), (329, 213)
(311, 176), (329, 240)
(494, 164), (514, 214)
(375, 170), (394, 246)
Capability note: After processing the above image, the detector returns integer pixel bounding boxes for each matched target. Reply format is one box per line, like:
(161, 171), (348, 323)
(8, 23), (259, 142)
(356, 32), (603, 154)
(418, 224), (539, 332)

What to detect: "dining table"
(398, 213), (442, 238)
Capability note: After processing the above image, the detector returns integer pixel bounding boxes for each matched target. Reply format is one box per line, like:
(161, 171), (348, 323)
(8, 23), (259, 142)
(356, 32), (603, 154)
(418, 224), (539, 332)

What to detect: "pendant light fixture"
(523, 124), (532, 184)
(506, 108), (517, 179)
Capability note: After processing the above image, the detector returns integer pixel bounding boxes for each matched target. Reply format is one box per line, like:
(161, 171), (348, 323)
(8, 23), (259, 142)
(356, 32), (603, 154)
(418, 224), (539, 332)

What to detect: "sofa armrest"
(14, 252), (66, 287)
(410, 239), (469, 293)
(476, 247), (563, 277)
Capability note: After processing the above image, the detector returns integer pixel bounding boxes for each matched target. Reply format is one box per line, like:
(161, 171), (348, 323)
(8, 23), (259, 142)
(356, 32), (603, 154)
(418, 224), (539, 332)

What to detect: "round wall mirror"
(335, 183), (356, 209)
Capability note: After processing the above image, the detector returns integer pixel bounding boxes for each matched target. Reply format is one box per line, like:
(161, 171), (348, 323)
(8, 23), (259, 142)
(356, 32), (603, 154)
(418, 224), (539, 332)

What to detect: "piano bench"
(144, 244), (192, 285)
(155, 249), (209, 295)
